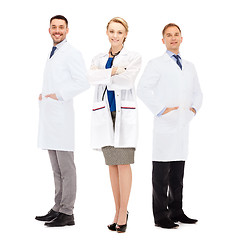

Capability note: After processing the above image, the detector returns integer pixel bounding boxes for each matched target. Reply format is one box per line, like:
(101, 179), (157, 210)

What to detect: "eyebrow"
(109, 28), (123, 31)
(166, 32), (180, 35)
(51, 24), (65, 27)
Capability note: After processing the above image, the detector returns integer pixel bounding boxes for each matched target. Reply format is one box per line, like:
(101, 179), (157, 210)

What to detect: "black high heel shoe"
(107, 222), (117, 231)
(116, 211), (129, 233)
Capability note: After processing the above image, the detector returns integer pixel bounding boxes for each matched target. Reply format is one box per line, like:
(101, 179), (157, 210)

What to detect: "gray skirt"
(102, 111), (135, 166)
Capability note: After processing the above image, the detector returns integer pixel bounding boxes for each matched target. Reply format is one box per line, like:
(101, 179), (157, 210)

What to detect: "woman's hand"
(111, 67), (118, 76)
(39, 94), (42, 101)
(90, 65), (99, 70)
(111, 67), (126, 76)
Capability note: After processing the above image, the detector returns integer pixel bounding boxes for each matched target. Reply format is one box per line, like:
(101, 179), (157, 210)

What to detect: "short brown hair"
(50, 15), (68, 27)
(162, 23), (181, 36)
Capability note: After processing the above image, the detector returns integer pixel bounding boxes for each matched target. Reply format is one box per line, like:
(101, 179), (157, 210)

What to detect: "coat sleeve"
(58, 50), (90, 101)
(88, 55), (112, 85)
(191, 65), (203, 112)
(137, 60), (166, 116)
(107, 54), (142, 90)
(88, 53), (142, 90)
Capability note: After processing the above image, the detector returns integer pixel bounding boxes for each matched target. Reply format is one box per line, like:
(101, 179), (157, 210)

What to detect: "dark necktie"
(49, 46), (57, 58)
(173, 54), (182, 70)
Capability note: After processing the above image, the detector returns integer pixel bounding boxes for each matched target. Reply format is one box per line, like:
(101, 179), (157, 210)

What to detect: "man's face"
(162, 26), (183, 53)
(49, 19), (69, 46)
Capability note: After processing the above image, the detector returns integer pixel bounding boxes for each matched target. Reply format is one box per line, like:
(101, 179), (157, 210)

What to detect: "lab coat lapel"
(98, 47), (128, 68)
(163, 52), (184, 71)
(99, 52), (109, 69)
(113, 48), (128, 64)
(162, 53), (181, 74)
(47, 42), (68, 61)
(181, 59), (188, 71)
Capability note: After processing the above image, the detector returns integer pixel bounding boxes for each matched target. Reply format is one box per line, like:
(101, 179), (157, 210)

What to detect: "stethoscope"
(102, 49), (121, 101)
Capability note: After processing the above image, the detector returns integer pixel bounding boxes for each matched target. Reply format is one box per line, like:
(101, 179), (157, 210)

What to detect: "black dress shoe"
(35, 209), (59, 222)
(170, 213), (198, 224)
(155, 217), (179, 229)
(45, 213), (75, 227)
(116, 211), (129, 233)
(107, 223), (117, 231)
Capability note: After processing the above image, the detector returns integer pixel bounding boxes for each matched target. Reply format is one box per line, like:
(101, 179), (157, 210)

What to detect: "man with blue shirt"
(137, 23), (203, 229)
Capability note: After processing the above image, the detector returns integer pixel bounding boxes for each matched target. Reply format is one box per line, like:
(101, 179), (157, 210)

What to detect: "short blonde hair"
(107, 17), (129, 43)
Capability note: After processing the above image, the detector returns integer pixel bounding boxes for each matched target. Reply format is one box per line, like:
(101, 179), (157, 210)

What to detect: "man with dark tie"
(36, 15), (89, 227)
(137, 23), (203, 229)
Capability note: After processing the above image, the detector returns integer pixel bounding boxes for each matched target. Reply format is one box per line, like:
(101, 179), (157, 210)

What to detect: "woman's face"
(106, 21), (127, 48)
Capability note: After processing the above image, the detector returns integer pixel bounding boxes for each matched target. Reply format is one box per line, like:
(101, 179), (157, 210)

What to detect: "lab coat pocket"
(182, 109), (194, 125)
(160, 109), (179, 125)
(38, 98), (74, 151)
(39, 97), (57, 115)
(44, 97), (64, 116)
(188, 109), (195, 121)
(121, 101), (137, 123)
(92, 102), (106, 113)
(119, 101), (138, 147)
(44, 98), (73, 126)
(91, 101), (113, 149)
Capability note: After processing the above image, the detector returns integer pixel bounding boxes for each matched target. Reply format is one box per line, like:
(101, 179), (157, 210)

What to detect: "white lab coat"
(137, 53), (202, 161)
(38, 41), (89, 151)
(88, 48), (142, 150)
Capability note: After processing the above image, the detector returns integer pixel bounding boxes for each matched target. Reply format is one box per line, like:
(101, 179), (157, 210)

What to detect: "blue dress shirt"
(166, 50), (182, 65)
(105, 57), (116, 112)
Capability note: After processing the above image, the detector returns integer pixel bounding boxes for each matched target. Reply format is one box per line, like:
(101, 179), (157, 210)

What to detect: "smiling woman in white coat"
(137, 23), (203, 229)
(88, 17), (141, 233)
(36, 15), (89, 227)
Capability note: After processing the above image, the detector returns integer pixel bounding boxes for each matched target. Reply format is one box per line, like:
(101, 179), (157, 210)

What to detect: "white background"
(0, 0), (241, 239)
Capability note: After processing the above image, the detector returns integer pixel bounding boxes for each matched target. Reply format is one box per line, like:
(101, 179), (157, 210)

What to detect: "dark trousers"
(152, 161), (185, 223)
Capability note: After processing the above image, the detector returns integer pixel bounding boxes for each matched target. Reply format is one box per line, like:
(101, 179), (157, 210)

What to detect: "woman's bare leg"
(109, 165), (120, 223)
(117, 164), (132, 226)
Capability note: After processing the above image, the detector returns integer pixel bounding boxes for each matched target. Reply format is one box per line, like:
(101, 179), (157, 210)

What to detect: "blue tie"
(50, 46), (57, 58)
(173, 55), (182, 70)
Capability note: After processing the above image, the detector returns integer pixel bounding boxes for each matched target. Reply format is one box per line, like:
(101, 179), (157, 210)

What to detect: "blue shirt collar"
(166, 50), (181, 59)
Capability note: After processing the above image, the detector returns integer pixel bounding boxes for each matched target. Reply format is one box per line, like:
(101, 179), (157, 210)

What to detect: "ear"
(162, 38), (165, 44)
(66, 27), (69, 34)
(181, 36), (183, 43)
(49, 28), (51, 34)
